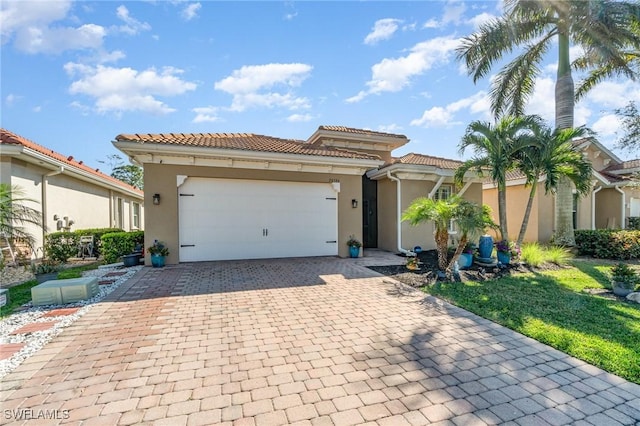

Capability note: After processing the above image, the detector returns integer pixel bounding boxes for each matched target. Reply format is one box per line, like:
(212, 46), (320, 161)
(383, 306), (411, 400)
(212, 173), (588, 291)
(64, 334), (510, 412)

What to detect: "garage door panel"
(179, 178), (337, 262)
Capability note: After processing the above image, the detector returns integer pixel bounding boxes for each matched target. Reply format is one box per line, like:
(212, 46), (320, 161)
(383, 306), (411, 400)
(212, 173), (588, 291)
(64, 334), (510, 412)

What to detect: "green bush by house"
(101, 231), (145, 264)
(575, 229), (640, 260)
(44, 228), (123, 262)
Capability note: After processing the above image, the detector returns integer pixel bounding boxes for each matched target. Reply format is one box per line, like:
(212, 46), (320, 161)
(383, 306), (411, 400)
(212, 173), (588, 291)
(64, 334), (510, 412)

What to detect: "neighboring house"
(483, 137), (640, 243)
(0, 128), (144, 258)
(114, 126), (483, 264)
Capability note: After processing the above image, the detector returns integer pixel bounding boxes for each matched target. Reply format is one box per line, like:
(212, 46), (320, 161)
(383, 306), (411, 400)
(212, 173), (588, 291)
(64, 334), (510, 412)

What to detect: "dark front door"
(362, 175), (378, 248)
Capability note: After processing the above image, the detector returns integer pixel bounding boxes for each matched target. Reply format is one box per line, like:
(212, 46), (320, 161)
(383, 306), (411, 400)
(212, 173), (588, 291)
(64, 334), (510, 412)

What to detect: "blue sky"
(2, 0), (638, 173)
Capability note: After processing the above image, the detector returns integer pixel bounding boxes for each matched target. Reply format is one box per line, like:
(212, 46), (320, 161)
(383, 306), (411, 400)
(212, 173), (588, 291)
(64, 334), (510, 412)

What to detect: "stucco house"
(0, 128), (145, 259)
(483, 137), (640, 243)
(113, 126), (483, 264)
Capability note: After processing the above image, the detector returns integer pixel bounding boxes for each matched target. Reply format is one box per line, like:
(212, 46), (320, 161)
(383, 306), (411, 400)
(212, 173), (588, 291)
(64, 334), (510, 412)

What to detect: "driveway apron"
(1, 257), (639, 425)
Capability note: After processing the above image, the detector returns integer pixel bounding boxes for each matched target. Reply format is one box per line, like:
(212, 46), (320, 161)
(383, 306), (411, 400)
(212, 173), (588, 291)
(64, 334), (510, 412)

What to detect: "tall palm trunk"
(554, 29), (577, 246)
(497, 184), (508, 241)
(517, 180), (538, 246)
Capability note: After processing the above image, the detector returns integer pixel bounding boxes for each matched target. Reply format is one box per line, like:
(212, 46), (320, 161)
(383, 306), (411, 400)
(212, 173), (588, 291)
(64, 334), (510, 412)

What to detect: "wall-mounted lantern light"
(351, 199), (358, 208)
(153, 193), (161, 205)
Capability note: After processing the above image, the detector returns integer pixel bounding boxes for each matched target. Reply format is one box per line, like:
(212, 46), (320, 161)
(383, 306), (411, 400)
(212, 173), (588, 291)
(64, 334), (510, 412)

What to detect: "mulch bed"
(367, 249), (548, 287)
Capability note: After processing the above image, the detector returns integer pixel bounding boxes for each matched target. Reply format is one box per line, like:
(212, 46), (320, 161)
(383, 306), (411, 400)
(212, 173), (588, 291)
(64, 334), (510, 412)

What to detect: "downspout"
(592, 186), (602, 230)
(42, 166), (64, 257)
(386, 171), (414, 256)
(109, 190), (114, 227)
(614, 186), (626, 229)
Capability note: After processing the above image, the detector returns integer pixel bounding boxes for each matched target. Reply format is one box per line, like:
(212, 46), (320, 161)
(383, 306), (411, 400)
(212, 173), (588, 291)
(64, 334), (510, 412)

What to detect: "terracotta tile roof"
(115, 132), (381, 161)
(1, 128), (143, 196)
(390, 153), (463, 170)
(317, 125), (407, 139)
(603, 158), (640, 172)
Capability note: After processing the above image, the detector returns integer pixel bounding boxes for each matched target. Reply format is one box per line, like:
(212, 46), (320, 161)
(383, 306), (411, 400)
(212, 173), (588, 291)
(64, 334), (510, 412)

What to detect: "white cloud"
(592, 114), (621, 137)
(422, 0), (467, 29)
(0, 0), (71, 39)
(411, 91), (490, 128)
(15, 23), (105, 54)
(585, 80), (640, 109)
(65, 63), (196, 115)
(5, 93), (21, 106)
(378, 124), (403, 133)
(192, 106), (220, 123)
(115, 5), (151, 35)
(284, 12), (298, 21)
(466, 12), (495, 29)
(411, 107), (456, 128)
(33, 105), (41, 112)
(442, 0), (466, 26)
(286, 113), (313, 122)
(214, 63), (313, 112)
(347, 36), (459, 102)
(181, 3), (201, 21)
(423, 19), (440, 29)
(95, 49), (126, 64)
(364, 18), (402, 45)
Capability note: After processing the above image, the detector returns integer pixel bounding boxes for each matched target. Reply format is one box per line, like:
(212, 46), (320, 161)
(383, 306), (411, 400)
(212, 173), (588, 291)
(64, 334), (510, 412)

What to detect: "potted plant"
(610, 263), (639, 297)
(496, 240), (519, 265)
(459, 242), (475, 269)
(406, 256), (419, 270)
(346, 235), (361, 258)
(31, 259), (62, 283)
(147, 240), (169, 268)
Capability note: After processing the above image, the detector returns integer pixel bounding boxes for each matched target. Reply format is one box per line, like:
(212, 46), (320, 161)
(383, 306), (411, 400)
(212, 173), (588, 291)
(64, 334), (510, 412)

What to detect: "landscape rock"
(625, 292), (640, 303)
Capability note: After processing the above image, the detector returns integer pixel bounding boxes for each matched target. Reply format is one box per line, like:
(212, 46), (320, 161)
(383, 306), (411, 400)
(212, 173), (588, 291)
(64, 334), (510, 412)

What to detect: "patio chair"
(77, 236), (94, 259)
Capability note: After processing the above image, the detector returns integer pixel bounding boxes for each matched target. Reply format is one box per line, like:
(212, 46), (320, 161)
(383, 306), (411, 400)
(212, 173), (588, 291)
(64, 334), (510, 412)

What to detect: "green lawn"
(426, 260), (640, 384)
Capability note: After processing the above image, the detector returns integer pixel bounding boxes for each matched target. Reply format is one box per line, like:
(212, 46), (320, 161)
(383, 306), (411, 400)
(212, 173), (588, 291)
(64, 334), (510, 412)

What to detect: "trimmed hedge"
(45, 228), (123, 262)
(101, 231), (145, 264)
(575, 229), (640, 260)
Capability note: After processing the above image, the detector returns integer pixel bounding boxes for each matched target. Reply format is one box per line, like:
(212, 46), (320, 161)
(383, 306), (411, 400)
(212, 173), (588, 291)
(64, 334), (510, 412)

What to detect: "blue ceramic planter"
(151, 254), (165, 268)
(497, 251), (511, 265)
(349, 245), (360, 258)
(458, 253), (473, 269)
(478, 235), (494, 259)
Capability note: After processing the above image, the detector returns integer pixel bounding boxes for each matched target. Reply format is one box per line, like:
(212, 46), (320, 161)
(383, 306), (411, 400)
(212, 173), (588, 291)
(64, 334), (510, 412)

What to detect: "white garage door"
(178, 178), (338, 262)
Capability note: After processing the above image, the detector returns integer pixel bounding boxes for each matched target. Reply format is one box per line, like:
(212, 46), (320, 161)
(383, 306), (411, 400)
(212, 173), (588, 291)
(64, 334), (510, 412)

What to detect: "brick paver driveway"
(1, 257), (639, 425)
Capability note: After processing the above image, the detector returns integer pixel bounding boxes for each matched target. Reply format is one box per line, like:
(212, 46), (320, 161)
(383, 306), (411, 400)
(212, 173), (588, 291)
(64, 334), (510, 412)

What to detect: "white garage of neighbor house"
(113, 126), (483, 265)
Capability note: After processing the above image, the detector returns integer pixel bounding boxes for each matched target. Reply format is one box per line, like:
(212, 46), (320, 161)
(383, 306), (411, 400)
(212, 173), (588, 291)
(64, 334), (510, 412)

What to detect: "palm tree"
(402, 195), (461, 271)
(457, 0), (640, 245)
(454, 115), (541, 241)
(448, 201), (496, 271)
(515, 126), (593, 246)
(0, 184), (43, 251)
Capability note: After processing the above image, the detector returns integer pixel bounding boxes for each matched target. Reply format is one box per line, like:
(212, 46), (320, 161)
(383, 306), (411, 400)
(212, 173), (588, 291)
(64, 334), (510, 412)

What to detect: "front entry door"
(362, 175), (378, 248)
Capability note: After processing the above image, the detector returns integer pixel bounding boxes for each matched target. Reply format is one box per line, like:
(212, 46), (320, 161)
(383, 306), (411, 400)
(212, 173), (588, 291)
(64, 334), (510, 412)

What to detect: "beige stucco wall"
(143, 164), (363, 264)
(376, 179), (484, 253)
(595, 188), (623, 229)
(1, 156), (144, 257)
(376, 179), (397, 253)
(484, 184), (542, 243)
(537, 191), (555, 242)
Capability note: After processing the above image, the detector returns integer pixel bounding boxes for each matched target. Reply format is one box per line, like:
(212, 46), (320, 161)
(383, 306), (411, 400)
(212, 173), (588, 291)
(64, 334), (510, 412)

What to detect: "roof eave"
(307, 128), (408, 150)
(366, 163), (475, 180)
(113, 140), (384, 170)
(3, 145), (143, 198)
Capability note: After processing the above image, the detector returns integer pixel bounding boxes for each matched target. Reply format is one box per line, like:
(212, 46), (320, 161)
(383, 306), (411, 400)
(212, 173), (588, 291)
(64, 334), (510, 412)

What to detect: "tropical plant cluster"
(496, 240), (521, 259)
(45, 228), (123, 262)
(610, 263), (640, 290)
(574, 230), (640, 260)
(101, 231), (145, 264)
(147, 240), (169, 256)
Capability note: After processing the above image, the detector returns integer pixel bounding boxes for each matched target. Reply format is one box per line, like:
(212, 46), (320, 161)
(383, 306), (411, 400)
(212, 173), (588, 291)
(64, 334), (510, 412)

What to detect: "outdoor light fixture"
(153, 193), (161, 205)
(352, 199), (358, 208)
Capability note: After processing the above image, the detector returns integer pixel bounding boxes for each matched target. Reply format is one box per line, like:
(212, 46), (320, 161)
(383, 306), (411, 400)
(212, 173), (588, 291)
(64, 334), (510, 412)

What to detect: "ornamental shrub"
(574, 229), (640, 260)
(101, 231), (144, 264)
(44, 228), (123, 262)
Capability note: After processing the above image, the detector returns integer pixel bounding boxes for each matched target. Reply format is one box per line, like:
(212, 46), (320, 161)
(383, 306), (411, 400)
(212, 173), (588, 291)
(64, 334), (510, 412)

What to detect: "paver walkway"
(0, 256), (638, 425)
